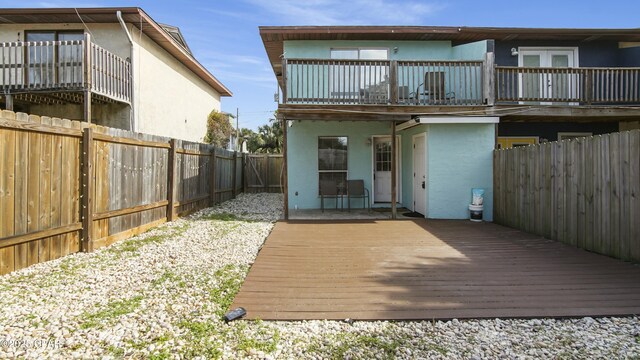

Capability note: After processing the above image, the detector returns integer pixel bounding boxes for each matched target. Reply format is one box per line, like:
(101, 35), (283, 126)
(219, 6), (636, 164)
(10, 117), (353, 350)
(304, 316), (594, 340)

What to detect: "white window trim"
(330, 47), (390, 60)
(370, 135), (402, 204)
(517, 47), (580, 67)
(557, 132), (592, 141)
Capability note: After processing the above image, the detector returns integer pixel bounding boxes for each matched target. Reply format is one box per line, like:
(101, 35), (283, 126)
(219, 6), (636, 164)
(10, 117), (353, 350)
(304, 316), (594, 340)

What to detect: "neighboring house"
(0, 7), (232, 142)
(259, 26), (640, 220)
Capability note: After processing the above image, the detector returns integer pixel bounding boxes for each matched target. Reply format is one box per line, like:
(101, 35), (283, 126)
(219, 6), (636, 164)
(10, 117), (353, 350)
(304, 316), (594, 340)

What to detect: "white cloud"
(244, 0), (445, 25)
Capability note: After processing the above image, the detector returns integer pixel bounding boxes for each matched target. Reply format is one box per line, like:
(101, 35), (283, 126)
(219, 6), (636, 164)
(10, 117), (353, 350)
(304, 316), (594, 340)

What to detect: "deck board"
(232, 220), (640, 320)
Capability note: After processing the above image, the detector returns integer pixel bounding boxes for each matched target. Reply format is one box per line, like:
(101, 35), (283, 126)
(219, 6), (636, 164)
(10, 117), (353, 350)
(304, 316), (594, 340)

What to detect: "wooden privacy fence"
(494, 130), (640, 262)
(0, 110), (253, 275)
(244, 154), (284, 193)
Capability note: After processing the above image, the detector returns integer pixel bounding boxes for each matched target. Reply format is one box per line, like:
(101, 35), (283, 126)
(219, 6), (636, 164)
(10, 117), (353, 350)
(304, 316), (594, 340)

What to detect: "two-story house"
(260, 26), (640, 220)
(0, 7), (232, 142)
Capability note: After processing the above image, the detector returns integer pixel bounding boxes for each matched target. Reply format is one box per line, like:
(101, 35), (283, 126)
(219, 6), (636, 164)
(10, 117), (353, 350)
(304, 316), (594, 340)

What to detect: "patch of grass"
(108, 223), (189, 255)
(177, 320), (223, 359)
(236, 320), (280, 354)
(148, 350), (173, 360)
(81, 295), (143, 329)
(107, 345), (125, 358)
(210, 264), (249, 317)
(203, 212), (242, 221)
(425, 342), (449, 356)
(152, 269), (185, 288)
(58, 258), (86, 276)
(307, 331), (401, 359)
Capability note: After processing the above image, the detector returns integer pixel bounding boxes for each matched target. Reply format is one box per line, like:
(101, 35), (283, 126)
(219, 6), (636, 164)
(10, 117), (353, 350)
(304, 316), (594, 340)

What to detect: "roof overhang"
(0, 7), (232, 96)
(260, 25), (640, 88)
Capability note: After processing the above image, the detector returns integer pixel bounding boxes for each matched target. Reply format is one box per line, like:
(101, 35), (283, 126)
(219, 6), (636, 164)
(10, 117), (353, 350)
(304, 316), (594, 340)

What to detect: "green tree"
(243, 114), (284, 154)
(204, 110), (233, 148)
(255, 117), (283, 153)
(235, 127), (256, 152)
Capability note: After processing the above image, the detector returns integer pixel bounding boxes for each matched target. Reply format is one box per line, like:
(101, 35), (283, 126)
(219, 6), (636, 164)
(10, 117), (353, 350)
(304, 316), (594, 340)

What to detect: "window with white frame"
(318, 136), (348, 194)
(329, 48), (389, 102)
(26, 31), (84, 86)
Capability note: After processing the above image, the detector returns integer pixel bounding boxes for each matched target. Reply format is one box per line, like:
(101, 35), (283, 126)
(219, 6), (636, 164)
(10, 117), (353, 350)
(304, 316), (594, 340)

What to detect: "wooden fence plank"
(0, 116), (16, 274)
(584, 136), (594, 253)
(39, 116), (52, 262)
(600, 135), (611, 256)
(630, 131), (640, 262)
(619, 131), (630, 261)
(26, 115), (42, 266)
(49, 117), (63, 261)
(609, 133), (621, 259)
(167, 139), (177, 221)
(13, 113), (29, 270)
(59, 119), (72, 257)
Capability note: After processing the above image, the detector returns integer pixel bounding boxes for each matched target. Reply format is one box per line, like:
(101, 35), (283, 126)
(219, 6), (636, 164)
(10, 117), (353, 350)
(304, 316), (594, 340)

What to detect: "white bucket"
(468, 204), (483, 222)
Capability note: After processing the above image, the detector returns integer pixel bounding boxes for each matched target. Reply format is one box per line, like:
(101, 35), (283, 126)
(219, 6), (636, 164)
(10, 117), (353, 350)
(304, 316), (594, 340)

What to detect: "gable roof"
(0, 7), (232, 96)
(159, 23), (193, 55)
(260, 25), (640, 86)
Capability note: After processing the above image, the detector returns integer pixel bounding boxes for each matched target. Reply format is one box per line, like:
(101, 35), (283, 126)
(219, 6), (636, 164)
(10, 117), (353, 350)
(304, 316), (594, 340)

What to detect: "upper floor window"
(25, 31), (84, 86)
(330, 48), (388, 60)
(329, 49), (389, 102)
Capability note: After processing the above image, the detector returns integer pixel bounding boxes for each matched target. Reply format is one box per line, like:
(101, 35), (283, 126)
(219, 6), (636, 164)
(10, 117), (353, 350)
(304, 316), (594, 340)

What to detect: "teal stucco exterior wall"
(286, 120), (392, 210)
(287, 120), (495, 220)
(398, 123), (494, 221)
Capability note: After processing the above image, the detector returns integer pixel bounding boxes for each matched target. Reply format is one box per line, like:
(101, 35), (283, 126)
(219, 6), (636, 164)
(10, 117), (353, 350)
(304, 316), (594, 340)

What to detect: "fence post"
(210, 148), (217, 206)
(166, 138), (177, 221)
(242, 153), (247, 194)
(232, 151), (238, 198)
(264, 154), (270, 193)
(81, 127), (94, 252)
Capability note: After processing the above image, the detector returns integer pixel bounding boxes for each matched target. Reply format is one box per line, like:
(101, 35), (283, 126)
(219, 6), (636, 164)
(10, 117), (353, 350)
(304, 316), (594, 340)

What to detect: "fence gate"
(244, 154), (283, 193)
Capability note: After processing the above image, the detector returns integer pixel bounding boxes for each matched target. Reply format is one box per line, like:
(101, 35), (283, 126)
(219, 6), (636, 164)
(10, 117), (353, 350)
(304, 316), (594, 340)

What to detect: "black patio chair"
(320, 179), (340, 212)
(346, 179), (370, 212)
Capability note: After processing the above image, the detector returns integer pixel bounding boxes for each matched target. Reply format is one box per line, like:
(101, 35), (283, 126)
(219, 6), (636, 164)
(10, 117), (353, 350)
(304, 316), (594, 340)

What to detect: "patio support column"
(83, 33), (92, 123)
(281, 114), (289, 220)
(391, 121), (397, 219)
(5, 94), (13, 111)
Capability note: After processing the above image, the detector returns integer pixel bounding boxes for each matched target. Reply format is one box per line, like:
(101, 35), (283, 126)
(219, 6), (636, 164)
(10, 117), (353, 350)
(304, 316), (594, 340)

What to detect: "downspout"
(117, 11), (136, 132)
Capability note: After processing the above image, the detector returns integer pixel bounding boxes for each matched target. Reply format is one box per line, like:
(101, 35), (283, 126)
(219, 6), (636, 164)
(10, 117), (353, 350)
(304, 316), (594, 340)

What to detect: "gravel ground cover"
(0, 193), (639, 359)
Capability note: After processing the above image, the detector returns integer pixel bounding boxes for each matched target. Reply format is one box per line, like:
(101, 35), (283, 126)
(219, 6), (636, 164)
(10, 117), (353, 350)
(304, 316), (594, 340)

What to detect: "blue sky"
(1, 0), (639, 129)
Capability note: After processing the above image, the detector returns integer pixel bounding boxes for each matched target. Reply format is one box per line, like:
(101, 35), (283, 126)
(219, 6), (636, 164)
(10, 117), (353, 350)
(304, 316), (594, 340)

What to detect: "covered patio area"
(232, 220), (640, 320)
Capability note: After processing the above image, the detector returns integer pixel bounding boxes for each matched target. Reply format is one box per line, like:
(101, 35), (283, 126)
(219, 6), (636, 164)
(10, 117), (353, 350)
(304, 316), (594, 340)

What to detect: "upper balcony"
(280, 57), (640, 117)
(0, 34), (131, 106)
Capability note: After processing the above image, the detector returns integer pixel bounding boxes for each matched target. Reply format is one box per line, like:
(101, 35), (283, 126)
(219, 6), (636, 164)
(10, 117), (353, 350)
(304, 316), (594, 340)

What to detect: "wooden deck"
(232, 220), (640, 320)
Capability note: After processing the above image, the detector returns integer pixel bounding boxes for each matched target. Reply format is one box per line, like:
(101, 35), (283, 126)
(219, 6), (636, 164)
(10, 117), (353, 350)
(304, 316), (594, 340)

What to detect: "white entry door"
(373, 137), (399, 203)
(519, 48), (577, 104)
(412, 133), (427, 216)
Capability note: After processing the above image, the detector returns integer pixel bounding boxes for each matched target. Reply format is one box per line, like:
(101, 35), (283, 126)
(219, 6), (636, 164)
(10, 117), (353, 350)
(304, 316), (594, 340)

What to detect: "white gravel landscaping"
(0, 192), (639, 359)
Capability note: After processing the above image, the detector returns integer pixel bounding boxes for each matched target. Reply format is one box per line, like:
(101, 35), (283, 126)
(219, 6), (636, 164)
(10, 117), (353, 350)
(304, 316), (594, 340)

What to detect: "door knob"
(421, 181), (425, 189)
